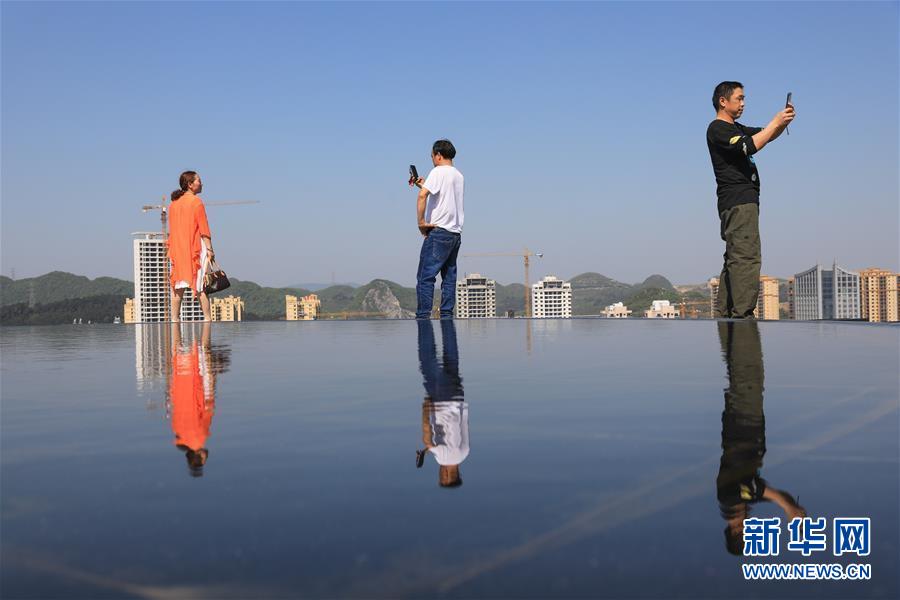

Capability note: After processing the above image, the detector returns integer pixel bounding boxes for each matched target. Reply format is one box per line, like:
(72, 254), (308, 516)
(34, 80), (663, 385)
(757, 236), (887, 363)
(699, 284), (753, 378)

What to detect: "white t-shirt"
(426, 401), (469, 466)
(422, 165), (465, 234)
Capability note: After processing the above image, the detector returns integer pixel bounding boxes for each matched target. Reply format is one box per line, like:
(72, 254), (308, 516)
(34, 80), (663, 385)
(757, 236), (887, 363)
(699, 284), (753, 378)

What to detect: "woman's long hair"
(171, 170), (198, 201)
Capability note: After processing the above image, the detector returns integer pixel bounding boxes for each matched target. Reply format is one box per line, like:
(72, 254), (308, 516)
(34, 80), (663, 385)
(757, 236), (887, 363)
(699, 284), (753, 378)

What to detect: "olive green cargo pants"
(716, 203), (761, 319)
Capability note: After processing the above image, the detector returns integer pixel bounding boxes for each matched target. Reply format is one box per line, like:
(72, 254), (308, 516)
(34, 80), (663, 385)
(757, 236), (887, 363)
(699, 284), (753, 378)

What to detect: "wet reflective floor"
(1, 320), (898, 599)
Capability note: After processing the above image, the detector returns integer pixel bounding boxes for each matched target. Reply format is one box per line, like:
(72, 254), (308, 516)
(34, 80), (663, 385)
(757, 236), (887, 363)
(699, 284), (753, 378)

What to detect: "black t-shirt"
(707, 119), (763, 214)
(717, 412), (767, 516)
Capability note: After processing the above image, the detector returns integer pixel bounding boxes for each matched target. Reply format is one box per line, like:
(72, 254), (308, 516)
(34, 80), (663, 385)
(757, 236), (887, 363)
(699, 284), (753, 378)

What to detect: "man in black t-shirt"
(707, 82), (795, 318)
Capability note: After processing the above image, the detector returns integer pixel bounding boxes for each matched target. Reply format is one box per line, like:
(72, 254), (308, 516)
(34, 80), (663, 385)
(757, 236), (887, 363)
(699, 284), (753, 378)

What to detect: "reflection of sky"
(1, 321), (897, 598)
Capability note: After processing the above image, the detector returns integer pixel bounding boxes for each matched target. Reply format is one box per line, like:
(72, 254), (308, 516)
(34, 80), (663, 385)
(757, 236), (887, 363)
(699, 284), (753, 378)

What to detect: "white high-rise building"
(455, 273), (497, 318)
(793, 262), (860, 320)
(132, 232), (203, 322)
(532, 276), (572, 318)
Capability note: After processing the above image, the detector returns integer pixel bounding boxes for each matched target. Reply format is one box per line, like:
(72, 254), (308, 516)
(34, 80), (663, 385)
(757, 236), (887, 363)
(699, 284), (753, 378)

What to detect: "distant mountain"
(225, 279), (311, 319)
(633, 274), (675, 292)
(1, 272), (133, 307)
(0, 272), (417, 321)
(224, 278), (416, 319)
(1, 270), (700, 322)
(495, 272), (681, 316)
(1, 294), (128, 325)
(288, 282), (360, 291)
(492, 283), (523, 315)
(356, 280), (415, 318)
(569, 272), (634, 315)
(675, 283), (711, 297)
(622, 287), (681, 314)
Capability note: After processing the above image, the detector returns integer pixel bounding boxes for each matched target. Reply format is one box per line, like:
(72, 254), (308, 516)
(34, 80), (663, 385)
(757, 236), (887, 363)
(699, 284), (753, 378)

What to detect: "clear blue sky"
(2, 1), (897, 287)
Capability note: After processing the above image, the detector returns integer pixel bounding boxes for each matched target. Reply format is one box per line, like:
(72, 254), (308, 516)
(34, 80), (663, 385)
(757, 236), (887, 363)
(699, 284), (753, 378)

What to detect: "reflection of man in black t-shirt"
(707, 81), (795, 318)
(716, 321), (806, 555)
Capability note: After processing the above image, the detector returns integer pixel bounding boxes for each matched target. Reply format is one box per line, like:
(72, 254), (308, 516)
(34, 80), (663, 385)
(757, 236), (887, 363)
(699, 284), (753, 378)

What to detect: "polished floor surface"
(2, 320), (898, 598)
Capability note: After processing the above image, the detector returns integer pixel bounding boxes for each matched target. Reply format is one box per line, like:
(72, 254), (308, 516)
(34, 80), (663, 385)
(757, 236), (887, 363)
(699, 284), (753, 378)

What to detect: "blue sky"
(2, 1), (897, 287)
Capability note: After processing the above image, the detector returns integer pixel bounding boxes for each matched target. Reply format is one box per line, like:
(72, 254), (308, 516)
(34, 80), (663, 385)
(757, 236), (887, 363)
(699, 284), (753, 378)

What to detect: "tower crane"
(462, 248), (544, 317)
(141, 198), (260, 238)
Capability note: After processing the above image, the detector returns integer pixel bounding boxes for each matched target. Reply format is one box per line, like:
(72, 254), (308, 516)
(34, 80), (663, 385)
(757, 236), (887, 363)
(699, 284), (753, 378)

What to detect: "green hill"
(491, 272), (681, 316)
(0, 272), (420, 321)
(233, 279), (417, 319)
(622, 287), (681, 315)
(633, 274), (675, 292)
(225, 279), (311, 319)
(496, 283), (526, 315)
(1, 272), (132, 306)
(1, 294), (128, 325)
(569, 272), (634, 315)
(1, 270), (697, 321)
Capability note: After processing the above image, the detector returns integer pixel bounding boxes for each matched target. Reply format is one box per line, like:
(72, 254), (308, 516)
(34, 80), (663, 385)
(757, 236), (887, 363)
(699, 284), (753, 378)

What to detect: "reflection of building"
(132, 232), (203, 322)
(859, 268), (899, 322)
(602, 302), (632, 318)
(286, 294), (321, 320)
(134, 324), (169, 392)
(455, 274), (496, 318)
(645, 300), (678, 319)
(124, 298), (136, 323)
(708, 277), (719, 318)
(532, 276), (572, 318)
(756, 276), (780, 320)
(211, 295), (244, 321)
(709, 275), (779, 319)
(793, 263), (860, 320)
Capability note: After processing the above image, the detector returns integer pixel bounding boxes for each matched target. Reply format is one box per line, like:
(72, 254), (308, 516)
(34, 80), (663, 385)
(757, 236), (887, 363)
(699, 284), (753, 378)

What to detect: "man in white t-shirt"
(411, 139), (465, 320)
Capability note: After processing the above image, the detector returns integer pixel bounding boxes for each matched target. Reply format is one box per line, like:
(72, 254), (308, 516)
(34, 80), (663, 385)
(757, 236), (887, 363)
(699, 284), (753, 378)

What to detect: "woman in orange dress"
(168, 170), (215, 321)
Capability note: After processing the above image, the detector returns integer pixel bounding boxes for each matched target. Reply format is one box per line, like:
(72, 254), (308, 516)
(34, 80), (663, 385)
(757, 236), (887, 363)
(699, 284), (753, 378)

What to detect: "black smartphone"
(409, 165), (419, 185)
(785, 92), (792, 135)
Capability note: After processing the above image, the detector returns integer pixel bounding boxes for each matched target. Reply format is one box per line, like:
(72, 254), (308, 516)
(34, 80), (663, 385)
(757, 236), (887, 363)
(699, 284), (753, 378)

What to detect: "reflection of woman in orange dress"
(168, 170), (214, 321)
(169, 323), (216, 477)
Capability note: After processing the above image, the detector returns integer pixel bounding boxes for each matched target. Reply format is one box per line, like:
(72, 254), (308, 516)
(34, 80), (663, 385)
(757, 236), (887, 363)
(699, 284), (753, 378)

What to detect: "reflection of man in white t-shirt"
(411, 139), (465, 320)
(422, 401), (469, 487)
(417, 319), (468, 487)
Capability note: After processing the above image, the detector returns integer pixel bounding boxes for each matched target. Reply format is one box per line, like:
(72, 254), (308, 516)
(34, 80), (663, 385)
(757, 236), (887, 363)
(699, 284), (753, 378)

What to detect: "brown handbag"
(203, 258), (231, 295)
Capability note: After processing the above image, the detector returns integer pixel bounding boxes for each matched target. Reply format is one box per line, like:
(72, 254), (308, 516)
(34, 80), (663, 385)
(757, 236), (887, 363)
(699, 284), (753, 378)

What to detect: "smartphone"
(785, 92), (792, 135)
(409, 165), (419, 185)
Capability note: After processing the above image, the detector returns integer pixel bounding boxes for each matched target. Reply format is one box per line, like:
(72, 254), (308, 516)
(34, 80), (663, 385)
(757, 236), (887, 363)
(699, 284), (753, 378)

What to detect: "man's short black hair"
(432, 139), (456, 159)
(724, 525), (743, 556)
(713, 81), (743, 111)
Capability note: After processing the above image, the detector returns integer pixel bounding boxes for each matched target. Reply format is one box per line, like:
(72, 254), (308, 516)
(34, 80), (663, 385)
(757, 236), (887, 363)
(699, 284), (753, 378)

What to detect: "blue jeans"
(416, 228), (461, 319)
(417, 320), (464, 400)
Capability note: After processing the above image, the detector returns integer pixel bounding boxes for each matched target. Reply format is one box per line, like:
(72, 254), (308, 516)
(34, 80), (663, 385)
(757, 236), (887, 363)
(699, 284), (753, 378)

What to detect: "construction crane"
(141, 197), (260, 237)
(140, 196), (259, 321)
(462, 248), (544, 317)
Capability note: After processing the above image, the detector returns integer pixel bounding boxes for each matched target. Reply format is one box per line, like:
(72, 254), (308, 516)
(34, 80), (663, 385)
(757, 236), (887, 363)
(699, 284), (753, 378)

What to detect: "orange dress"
(170, 342), (215, 451)
(168, 192), (211, 293)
